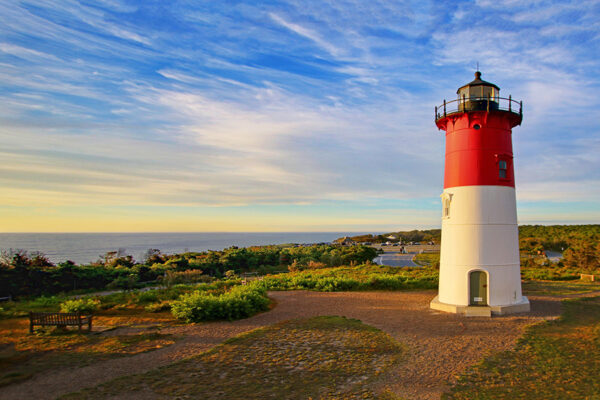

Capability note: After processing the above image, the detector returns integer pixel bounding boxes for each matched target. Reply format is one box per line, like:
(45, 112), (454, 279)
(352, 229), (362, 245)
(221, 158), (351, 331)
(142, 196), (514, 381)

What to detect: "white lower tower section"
(431, 185), (530, 315)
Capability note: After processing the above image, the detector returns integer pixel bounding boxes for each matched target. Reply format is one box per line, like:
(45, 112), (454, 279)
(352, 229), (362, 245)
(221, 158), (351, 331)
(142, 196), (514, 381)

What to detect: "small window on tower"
(499, 160), (507, 179)
(441, 193), (452, 219)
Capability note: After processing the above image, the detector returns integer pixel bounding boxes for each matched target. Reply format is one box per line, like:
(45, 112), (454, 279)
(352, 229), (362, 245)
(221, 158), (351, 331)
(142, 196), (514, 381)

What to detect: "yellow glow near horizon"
(0, 205), (440, 233)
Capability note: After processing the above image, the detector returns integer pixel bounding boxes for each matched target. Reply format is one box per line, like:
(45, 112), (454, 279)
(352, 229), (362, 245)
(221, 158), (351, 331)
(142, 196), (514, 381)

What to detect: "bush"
(261, 264), (438, 292)
(171, 283), (269, 322)
(145, 301), (172, 312)
(59, 298), (100, 314)
(29, 295), (62, 308)
(224, 270), (238, 280)
(307, 260), (327, 269)
(107, 274), (139, 290)
(160, 270), (210, 287)
(136, 291), (159, 304)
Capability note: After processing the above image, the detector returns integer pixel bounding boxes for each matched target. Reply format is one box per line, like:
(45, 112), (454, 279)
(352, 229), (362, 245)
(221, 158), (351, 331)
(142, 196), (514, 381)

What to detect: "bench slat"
(29, 312), (93, 333)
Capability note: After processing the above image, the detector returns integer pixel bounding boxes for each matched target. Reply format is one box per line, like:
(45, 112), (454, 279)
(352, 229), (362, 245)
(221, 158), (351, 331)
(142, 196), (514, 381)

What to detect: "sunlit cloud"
(0, 0), (598, 231)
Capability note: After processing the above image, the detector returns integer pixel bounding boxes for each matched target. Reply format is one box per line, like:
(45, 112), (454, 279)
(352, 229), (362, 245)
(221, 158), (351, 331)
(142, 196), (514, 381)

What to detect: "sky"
(0, 0), (599, 232)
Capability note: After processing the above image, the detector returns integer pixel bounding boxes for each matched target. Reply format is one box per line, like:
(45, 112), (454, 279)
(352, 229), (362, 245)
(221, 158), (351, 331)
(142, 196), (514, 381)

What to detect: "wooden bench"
(29, 312), (93, 333)
(581, 274), (596, 282)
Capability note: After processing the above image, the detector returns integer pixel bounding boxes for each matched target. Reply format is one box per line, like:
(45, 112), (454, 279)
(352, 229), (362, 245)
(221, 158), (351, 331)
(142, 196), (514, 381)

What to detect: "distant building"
(338, 236), (356, 246)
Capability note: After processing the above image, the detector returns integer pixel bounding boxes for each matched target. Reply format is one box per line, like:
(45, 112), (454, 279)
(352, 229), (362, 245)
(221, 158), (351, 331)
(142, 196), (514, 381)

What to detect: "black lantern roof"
(456, 71), (500, 94)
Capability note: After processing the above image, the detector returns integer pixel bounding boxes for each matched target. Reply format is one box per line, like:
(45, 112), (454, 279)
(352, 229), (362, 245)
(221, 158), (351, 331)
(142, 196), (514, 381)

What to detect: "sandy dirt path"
(0, 290), (562, 400)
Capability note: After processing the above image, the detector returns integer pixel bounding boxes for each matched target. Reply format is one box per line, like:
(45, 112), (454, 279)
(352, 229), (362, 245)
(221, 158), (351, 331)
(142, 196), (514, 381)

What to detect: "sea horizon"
(0, 231), (376, 265)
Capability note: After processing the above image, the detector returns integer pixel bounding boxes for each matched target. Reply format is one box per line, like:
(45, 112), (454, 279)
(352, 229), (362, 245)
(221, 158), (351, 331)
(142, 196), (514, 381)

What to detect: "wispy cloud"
(0, 0), (598, 231)
(269, 12), (343, 57)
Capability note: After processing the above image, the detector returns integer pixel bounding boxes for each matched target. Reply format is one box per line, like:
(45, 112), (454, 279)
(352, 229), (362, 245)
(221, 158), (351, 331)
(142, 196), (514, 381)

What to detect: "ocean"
(0, 232), (363, 265)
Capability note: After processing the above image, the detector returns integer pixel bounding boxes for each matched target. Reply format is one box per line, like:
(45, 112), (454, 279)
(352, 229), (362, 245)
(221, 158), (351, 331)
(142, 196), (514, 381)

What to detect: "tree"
(143, 249), (165, 265)
(562, 240), (600, 273)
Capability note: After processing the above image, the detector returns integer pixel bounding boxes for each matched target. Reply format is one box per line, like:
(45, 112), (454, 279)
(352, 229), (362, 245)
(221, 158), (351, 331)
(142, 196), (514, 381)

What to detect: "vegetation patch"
(0, 310), (177, 387)
(60, 298), (100, 313)
(413, 252), (440, 267)
(522, 280), (600, 296)
(170, 282), (270, 322)
(261, 264), (439, 292)
(0, 244), (377, 299)
(61, 316), (404, 400)
(444, 296), (600, 399)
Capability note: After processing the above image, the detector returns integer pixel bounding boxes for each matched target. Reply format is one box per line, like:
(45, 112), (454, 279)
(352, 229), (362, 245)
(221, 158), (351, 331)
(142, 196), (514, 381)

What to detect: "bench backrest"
(30, 312), (89, 324)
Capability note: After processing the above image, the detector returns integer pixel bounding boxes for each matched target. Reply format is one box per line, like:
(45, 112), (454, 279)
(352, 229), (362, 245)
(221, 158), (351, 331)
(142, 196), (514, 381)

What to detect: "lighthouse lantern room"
(430, 72), (530, 316)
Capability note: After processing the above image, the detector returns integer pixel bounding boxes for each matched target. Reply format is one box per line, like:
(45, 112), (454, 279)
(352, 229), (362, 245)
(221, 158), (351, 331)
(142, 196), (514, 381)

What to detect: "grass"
(261, 264), (439, 292)
(523, 280), (600, 296)
(61, 316), (405, 400)
(413, 252), (440, 267)
(0, 281), (241, 320)
(0, 309), (178, 387)
(0, 295), (64, 319)
(0, 280), (256, 387)
(3, 263), (599, 396)
(443, 296), (600, 399)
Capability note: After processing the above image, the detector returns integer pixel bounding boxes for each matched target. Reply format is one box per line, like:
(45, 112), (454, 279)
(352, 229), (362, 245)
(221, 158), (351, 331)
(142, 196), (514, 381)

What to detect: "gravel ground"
(0, 290), (562, 400)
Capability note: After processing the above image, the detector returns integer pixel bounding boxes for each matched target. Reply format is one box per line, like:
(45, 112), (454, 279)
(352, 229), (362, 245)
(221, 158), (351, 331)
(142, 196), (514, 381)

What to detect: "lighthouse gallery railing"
(435, 96), (522, 122)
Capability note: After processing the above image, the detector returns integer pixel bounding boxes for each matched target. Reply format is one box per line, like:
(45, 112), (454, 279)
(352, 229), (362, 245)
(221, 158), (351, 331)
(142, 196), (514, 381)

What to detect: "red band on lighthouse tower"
(437, 110), (521, 189)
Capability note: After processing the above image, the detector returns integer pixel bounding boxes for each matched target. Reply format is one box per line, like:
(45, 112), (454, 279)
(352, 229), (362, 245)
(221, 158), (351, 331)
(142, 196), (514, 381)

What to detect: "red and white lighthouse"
(430, 72), (530, 316)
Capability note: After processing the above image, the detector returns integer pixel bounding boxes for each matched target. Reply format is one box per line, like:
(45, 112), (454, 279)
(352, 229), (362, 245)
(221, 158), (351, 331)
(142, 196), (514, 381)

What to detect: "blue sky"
(0, 0), (599, 232)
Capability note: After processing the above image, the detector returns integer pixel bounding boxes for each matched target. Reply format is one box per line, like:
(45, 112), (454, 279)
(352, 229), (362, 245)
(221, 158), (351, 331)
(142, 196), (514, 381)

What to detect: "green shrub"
(145, 301), (172, 312)
(160, 270), (211, 287)
(59, 298), (100, 313)
(171, 283), (269, 322)
(224, 270), (238, 279)
(260, 264), (438, 292)
(29, 295), (62, 308)
(135, 291), (159, 304)
(106, 274), (139, 290)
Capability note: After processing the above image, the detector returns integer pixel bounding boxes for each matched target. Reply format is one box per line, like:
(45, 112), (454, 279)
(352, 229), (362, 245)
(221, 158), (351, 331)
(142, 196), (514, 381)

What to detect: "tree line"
(0, 244), (377, 298)
(341, 229), (442, 244)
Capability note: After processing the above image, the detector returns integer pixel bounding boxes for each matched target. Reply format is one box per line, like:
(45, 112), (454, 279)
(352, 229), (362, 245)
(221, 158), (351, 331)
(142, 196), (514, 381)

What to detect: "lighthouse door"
(469, 271), (487, 306)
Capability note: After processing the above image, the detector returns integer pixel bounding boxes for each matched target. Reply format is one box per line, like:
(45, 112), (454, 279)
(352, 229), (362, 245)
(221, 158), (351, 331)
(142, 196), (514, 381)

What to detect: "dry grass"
(413, 253), (440, 267)
(61, 316), (405, 400)
(444, 296), (600, 399)
(522, 280), (600, 296)
(0, 308), (178, 387)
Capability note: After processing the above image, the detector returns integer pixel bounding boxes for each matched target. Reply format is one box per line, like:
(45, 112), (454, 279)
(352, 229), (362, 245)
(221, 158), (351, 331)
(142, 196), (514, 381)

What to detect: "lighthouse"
(430, 72), (530, 316)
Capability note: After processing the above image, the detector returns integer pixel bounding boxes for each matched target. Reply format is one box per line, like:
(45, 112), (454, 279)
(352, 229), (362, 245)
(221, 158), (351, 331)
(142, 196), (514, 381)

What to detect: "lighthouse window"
(499, 160), (507, 179)
(443, 200), (450, 218)
(441, 194), (452, 219)
(473, 124), (481, 130)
